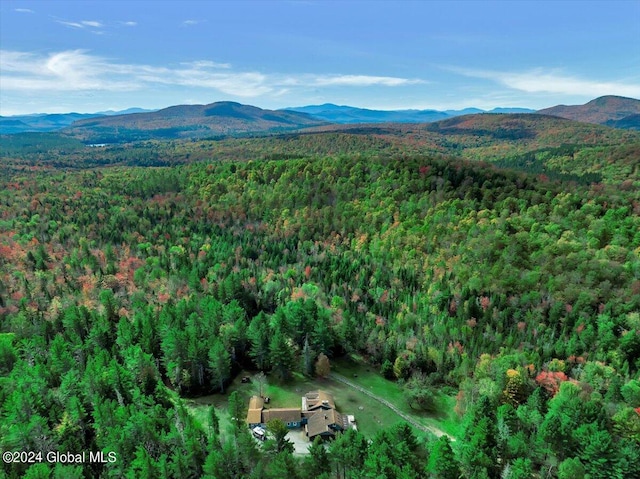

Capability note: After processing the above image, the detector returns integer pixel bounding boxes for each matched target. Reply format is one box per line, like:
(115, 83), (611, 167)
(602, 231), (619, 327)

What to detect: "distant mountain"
(0, 112), (104, 134)
(0, 117), (33, 134)
(284, 104), (449, 123)
(285, 104), (534, 124)
(537, 95), (640, 126)
(63, 102), (327, 142)
(444, 107), (535, 116)
(487, 107), (536, 114)
(96, 107), (156, 116)
(0, 103), (540, 136)
(604, 113), (640, 130)
(0, 108), (158, 135)
(444, 108), (484, 116)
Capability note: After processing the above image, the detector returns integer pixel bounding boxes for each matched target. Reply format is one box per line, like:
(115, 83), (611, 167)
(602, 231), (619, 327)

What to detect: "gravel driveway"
(287, 428), (313, 455)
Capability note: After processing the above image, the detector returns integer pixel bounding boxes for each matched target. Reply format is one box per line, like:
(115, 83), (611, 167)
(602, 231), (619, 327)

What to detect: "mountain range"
(1, 96), (638, 139)
(284, 104), (535, 124)
(0, 108), (154, 135)
(61, 102), (327, 142)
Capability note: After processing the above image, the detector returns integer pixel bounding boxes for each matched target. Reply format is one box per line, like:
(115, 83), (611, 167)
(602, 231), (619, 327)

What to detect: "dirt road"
(329, 372), (455, 440)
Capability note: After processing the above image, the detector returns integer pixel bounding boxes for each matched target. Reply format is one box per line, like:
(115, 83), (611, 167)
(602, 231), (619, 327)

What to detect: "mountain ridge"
(537, 95), (640, 124)
(3, 96), (639, 137)
(283, 104), (536, 124)
(0, 108), (156, 134)
(61, 101), (327, 142)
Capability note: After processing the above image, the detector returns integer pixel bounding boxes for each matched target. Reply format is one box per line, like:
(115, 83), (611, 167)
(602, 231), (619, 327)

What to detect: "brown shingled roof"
(249, 396), (264, 410)
(261, 408), (302, 424)
(246, 396), (265, 424)
(306, 409), (343, 439)
(304, 390), (335, 411)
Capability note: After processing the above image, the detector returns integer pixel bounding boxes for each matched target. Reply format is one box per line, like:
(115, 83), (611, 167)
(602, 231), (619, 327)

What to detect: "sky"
(1, 0), (639, 115)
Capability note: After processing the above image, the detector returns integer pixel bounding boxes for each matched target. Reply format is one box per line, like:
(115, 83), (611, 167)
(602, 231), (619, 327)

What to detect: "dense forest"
(1, 122), (640, 478)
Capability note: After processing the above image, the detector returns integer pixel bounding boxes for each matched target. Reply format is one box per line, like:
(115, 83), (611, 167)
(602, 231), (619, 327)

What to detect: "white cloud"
(120, 21), (137, 27)
(81, 20), (103, 28)
(54, 18), (104, 31)
(280, 74), (424, 88)
(181, 19), (202, 26)
(56, 20), (85, 29)
(15, 8), (34, 13)
(311, 74), (424, 87)
(0, 49), (426, 101)
(0, 50), (141, 91)
(449, 66), (640, 99)
(183, 60), (232, 69)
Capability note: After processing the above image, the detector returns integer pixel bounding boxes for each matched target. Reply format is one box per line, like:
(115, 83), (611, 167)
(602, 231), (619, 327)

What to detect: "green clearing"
(183, 355), (462, 441)
(332, 355), (464, 439)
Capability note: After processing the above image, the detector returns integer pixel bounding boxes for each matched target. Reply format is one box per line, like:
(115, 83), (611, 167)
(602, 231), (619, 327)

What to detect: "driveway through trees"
(329, 372), (455, 440)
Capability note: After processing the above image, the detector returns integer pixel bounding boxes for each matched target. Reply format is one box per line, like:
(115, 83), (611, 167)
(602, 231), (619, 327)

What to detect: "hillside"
(537, 95), (640, 125)
(304, 113), (640, 184)
(605, 113), (640, 130)
(63, 101), (327, 142)
(0, 117), (32, 134)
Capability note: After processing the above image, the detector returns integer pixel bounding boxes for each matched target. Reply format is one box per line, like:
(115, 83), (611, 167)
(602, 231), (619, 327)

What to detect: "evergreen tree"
(302, 335), (315, 376)
(265, 419), (294, 455)
(427, 436), (460, 479)
(557, 457), (586, 479)
(228, 391), (245, 431)
(208, 338), (231, 393)
(209, 405), (220, 437)
(304, 437), (332, 477)
(460, 395), (498, 479)
(247, 312), (271, 370)
(269, 327), (294, 381)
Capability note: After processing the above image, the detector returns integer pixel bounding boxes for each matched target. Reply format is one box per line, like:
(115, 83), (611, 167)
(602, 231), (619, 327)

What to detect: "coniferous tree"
(427, 436), (460, 479)
(247, 312), (271, 370)
(269, 327), (294, 381)
(208, 338), (231, 393)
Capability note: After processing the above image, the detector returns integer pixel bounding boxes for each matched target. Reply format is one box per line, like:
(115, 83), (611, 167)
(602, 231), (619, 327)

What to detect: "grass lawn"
(261, 371), (412, 438)
(332, 354), (463, 438)
(182, 392), (234, 441)
(182, 355), (462, 442)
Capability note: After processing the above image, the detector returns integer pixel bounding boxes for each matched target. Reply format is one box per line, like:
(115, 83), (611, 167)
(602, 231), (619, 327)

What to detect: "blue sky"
(1, 0), (639, 115)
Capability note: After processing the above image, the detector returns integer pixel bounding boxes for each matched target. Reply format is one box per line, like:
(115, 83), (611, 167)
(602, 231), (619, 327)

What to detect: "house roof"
(306, 409), (343, 439)
(261, 408), (302, 424)
(249, 396), (264, 410)
(304, 390), (335, 410)
(246, 395), (264, 424)
(247, 408), (263, 424)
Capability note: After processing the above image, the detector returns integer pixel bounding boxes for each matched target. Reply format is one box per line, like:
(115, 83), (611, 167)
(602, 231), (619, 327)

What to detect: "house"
(305, 408), (345, 441)
(302, 390), (335, 417)
(246, 395), (264, 427)
(246, 389), (354, 440)
(245, 395), (302, 429)
(262, 408), (303, 428)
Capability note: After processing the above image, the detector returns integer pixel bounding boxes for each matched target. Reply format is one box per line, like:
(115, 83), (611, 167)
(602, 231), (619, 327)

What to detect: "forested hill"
(61, 101), (327, 142)
(3, 112), (639, 186)
(305, 113), (640, 184)
(1, 136), (639, 477)
(538, 95), (640, 125)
